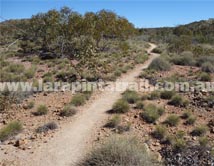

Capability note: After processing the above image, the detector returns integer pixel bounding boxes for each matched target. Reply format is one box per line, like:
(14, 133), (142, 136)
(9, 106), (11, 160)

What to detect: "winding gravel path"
(2, 43), (159, 166)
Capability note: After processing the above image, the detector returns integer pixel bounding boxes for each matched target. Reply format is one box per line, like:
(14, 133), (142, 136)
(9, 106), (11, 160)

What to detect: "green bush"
(141, 104), (164, 123)
(117, 123), (131, 134)
(6, 64), (25, 73)
(196, 56), (214, 67)
(199, 136), (209, 146)
(152, 125), (167, 140)
(105, 115), (121, 128)
(160, 90), (175, 99)
(135, 100), (144, 109)
(201, 62), (214, 73)
(60, 105), (77, 117)
(181, 110), (192, 119)
(191, 125), (208, 136)
(176, 130), (185, 139)
(36, 122), (58, 133)
(34, 105), (48, 116)
(78, 137), (153, 166)
(164, 114), (180, 126)
(24, 66), (37, 79)
(173, 139), (186, 152)
(112, 99), (130, 113)
(70, 93), (86, 106)
(171, 54), (195, 66)
(199, 72), (212, 81)
(135, 54), (148, 64)
(114, 69), (122, 77)
(168, 95), (189, 107)
(122, 90), (140, 104)
(0, 121), (22, 141)
(185, 116), (196, 125)
(152, 47), (162, 54)
(148, 91), (160, 100)
(149, 57), (171, 71)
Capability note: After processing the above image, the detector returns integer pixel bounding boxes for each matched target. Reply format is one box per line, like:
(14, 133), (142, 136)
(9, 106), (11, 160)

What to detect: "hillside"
(140, 18), (214, 44)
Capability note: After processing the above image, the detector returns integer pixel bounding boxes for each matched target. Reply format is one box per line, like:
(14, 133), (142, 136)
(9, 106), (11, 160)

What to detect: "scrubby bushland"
(0, 121), (22, 141)
(36, 122), (58, 133)
(78, 137), (155, 166)
(149, 58), (171, 71)
(122, 90), (140, 104)
(112, 99), (130, 113)
(140, 104), (165, 123)
(16, 7), (136, 60)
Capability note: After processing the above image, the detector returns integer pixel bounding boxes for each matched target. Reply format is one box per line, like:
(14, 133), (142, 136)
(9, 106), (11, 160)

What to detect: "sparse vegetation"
(171, 54), (195, 66)
(152, 125), (167, 140)
(135, 100), (144, 109)
(112, 99), (130, 113)
(160, 90), (175, 99)
(24, 66), (37, 79)
(79, 137), (154, 166)
(172, 139), (186, 152)
(0, 121), (22, 141)
(199, 72), (212, 81)
(148, 90), (160, 100)
(23, 101), (34, 109)
(70, 93), (86, 106)
(60, 105), (77, 117)
(141, 104), (165, 123)
(199, 136), (209, 146)
(149, 57), (171, 71)
(185, 116), (196, 125)
(168, 95), (189, 107)
(164, 114), (180, 126)
(122, 90), (140, 104)
(201, 62), (214, 73)
(34, 105), (48, 116)
(36, 122), (58, 133)
(181, 110), (192, 119)
(191, 125), (208, 136)
(105, 115), (121, 128)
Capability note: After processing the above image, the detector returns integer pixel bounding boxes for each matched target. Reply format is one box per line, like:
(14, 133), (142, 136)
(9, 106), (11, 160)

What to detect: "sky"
(0, 0), (214, 28)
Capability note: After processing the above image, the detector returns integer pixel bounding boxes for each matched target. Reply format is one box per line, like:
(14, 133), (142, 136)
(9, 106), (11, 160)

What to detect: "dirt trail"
(6, 43), (159, 166)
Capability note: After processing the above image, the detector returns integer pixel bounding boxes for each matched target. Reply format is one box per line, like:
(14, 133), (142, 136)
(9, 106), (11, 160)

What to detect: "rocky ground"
(94, 64), (214, 165)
